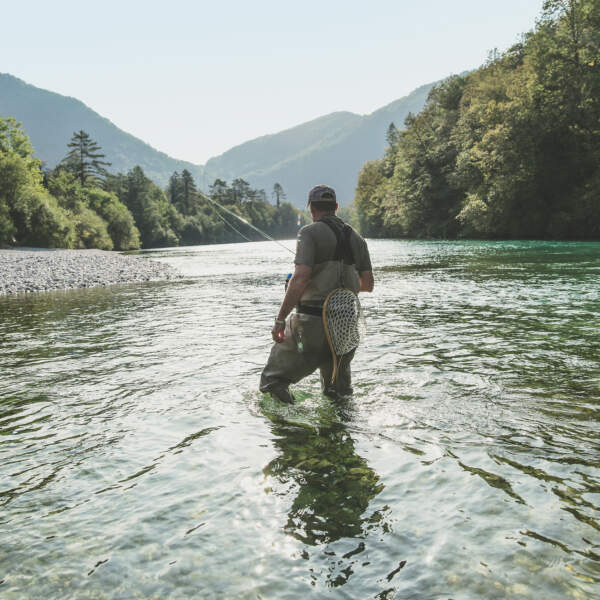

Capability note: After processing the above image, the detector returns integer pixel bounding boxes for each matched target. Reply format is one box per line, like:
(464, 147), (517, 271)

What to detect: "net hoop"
(322, 287), (363, 384)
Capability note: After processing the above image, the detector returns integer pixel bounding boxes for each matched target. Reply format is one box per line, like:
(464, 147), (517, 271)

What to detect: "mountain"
(0, 73), (203, 186)
(1, 73), (436, 205)
(204, 82), (435, 206)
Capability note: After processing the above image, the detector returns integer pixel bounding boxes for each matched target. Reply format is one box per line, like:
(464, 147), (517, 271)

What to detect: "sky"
(2, 0), (544, 164)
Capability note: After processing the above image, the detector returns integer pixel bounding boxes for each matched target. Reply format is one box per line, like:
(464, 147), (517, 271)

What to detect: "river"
(1, 240), (599, 599)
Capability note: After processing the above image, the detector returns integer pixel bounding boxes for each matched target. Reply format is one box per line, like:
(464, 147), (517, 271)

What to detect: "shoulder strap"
(320, 218), (354, 265)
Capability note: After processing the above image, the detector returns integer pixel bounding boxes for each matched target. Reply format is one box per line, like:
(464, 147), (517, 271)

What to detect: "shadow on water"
(2, 240), (600, 599)
(260, 397), (399, 592)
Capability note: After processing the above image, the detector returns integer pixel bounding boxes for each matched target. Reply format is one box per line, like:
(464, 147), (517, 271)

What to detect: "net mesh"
(323, 288), (365, 358)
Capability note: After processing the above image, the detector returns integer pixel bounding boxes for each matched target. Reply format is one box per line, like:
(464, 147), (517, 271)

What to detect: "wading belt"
(297, 304), (322, 317)
(296, 219), (354, 317)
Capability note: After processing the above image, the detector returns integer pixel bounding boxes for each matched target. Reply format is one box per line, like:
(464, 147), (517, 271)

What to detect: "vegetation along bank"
(1, 2), (598, 251)
(0, 124), (300, 251)
(355, 0), (600, 240)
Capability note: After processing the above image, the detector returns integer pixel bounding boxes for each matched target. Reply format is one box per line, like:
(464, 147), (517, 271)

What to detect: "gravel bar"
(0, 248), (182, 295)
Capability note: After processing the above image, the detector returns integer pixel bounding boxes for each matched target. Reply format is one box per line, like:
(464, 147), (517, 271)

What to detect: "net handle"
(322, 288), (342, 384)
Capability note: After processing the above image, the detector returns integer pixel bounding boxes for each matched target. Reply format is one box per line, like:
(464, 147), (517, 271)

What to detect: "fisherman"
(259, 184), (374, 403)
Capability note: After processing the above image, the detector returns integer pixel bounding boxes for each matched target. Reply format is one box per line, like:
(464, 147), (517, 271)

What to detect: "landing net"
(322, 288), (366, 383)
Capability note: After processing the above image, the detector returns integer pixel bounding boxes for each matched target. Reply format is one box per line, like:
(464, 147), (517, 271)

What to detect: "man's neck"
(313, 212), (336, 222)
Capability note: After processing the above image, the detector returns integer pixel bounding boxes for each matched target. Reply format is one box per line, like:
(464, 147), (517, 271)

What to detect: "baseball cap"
(307, 185), (337, 207)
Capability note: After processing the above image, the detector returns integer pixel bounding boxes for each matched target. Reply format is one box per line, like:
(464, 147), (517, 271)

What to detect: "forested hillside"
(204, 82), (435, 206)
(0, 120), (299, 250)
(355, 0), (600, 240)
(0, 73), (204, 186)
(1, 72), (435, 206)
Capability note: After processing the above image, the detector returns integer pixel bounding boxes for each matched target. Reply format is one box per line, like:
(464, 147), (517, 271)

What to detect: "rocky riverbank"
(0, 248), (182, 295)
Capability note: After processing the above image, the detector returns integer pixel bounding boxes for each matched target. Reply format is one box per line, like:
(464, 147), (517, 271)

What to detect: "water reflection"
(263, 401), (389, 588)
(1, 240), (599, 599)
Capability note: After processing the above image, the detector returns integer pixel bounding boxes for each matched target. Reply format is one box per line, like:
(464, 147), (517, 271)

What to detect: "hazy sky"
(3, 0), (544, 164)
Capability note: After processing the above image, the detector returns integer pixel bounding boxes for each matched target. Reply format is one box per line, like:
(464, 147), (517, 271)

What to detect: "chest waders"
(319, 219), (364, 384)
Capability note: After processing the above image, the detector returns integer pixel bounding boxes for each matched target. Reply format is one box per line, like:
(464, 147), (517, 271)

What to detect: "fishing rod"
(197, 190), (296, 255)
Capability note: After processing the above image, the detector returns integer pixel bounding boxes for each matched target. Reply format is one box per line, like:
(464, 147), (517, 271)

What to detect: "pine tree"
(209, 178), (231, 205)
(386, 122), (400, 149)
(181, 169), (197, 215)
(272, 182), (286, 208)
(61, 130), (111, 186)
(168, 171), (183, 206)
(231, 178), (252, 204)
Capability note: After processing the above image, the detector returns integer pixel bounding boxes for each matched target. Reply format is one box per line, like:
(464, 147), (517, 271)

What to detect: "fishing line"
(198, 190), (296, 255)
(210, 203), (256, 243)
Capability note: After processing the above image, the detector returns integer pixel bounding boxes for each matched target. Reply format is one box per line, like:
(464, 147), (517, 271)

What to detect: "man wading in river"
(260, 185), (374, 403)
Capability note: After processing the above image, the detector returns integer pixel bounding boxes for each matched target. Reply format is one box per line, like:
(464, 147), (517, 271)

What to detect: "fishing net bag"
(322, 288), (366, 383)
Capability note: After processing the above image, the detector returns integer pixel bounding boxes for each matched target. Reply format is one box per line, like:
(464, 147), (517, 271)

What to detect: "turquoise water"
(1, 240), (599, 599)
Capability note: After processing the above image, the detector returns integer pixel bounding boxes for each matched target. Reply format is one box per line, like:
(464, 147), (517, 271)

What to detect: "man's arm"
(271, 264), (312, 342)
(360, 270), (374, 292)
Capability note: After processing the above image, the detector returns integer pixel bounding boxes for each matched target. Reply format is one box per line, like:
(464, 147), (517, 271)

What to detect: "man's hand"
(271, 264), (312, 343)
(272, 320), (285, 343)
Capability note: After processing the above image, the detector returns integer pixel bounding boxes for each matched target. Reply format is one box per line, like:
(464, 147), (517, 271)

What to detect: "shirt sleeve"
(294, 225), (315, 266)
(356, 238), (372, 272)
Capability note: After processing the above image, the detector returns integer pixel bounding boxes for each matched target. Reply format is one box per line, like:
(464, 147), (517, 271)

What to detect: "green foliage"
(355, 0), (600, 240)
(0, 118), (301, 249)
(336, 204), (360, 231)
(276, 202), (301, 238)
(73, 207), (113, 250)
(13, 186), (77, 248)
(46, 169), (86, 212)
(0, 200), (15, 245)
(168, 169), (198, 216)
(0, 116), (40, 171)
(0, 117), (74, 247)
(84, 188), (140, 250)
(272, 182), (286, 208)
(202, 178), (300, 243)
(354, 161), (388, 236)
(0, 117), (42, 200)
(59, 130), (111, 187)
(0, 147), (35, 208)
(166, 175), (299, 245)
(106, 167), (180, 248)
(48, 170), (140, 250)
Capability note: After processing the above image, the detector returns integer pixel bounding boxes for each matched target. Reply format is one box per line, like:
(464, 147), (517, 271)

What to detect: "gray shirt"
(294, 216), (372, 305)
(294, 216), (372, 272)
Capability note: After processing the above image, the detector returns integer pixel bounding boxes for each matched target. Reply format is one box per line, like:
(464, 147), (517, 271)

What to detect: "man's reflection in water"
(263, 402), (389, 589)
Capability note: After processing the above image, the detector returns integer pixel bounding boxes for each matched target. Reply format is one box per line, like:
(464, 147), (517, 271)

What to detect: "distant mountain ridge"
(204, 111), (362, 182)
(0, 73), (204, 185)
(1, 72), (437, 206)
(204, 82), (435, 205)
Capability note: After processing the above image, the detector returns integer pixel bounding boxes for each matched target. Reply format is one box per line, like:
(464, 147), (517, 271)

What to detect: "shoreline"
(0, 248), (182, 296)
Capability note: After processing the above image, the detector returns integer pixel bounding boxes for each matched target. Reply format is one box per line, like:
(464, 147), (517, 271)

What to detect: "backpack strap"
(320, 218), (354, 265)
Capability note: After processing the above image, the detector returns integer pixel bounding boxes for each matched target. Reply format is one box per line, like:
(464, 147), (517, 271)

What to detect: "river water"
(1, 240), (599, 599)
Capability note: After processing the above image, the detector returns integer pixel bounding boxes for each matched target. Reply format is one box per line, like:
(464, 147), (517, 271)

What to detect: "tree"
(385, 122), (400, 149)
(231, 178), (252, 204)
(84, 187), (140, 250)
(272, 182), (286, 208)
(354, 0), (600, 240)
(168, 171), (183, 207)
(209, 178), (229, 204)
(0, 117), (71, 247)
(276, 202), (300, 237)
(180, 169), (197, 215)
(60, 130), (111, 186)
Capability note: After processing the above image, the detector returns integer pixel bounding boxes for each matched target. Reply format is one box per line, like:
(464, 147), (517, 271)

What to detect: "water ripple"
(1, 240), (599, 599)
